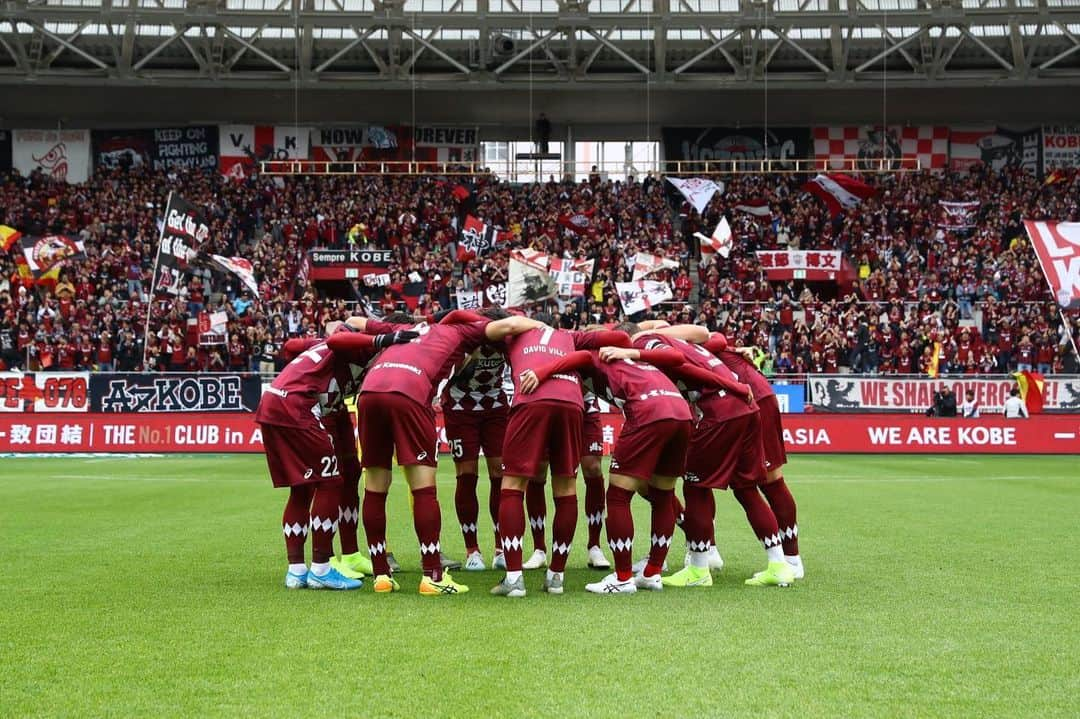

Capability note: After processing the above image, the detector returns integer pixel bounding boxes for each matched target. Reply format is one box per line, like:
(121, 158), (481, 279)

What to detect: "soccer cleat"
(386, 552), (401, 573)
(463, 551), (486, 571)
(745, 560), (796, 588)
(490, 575), (527, 598)
(662, 565), (714, 588)
(634, 572), (663, 591)
(522, 549), (547, 570)
(306, 567), (363, 590)
(419, 572), (469, 596)
(372, 574), (400, 593)
(440, 552), (462, 571)
(285, 569), (308, 589)
(587, 546), (611, 570)
(585, 573), (638, 595)
(786, 555), (805, 580)
(542, 572), (564, 595)
(330, 552), (370, 580)
(631, 557), (667, 574)
(492, 551), (506, 570)
(683, 546), (724, 572)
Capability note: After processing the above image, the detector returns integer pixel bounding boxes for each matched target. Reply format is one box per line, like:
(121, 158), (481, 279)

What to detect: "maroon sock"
(283, 485), (313, 564)
(455, 472), (480, 553)
(682, 485), (715, 554)
(672, 493), (686, 529)
(605, 485), (636, 581)
(309, 481), (341, 564)
(761, 477), (799, 555)
(362, 489), (390, 575)
(489, 474), (503, 554)
(733, 486), (782, 552)
(645, 486), (675, 576)
(498, 488), (526, 571)
(412, 486), (443, 581)
(549, 494), (578, 573)
(338, 475), (360, 555)
(583, 472), (605, 548)
(525, 481), (547, 551)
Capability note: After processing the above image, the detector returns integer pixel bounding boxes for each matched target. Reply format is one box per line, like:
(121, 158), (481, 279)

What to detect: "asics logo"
(417, 451), (428, 461)
(303, 468), (313, 479)
(604, 584), (625, 593)
(437, 584), (457, 594)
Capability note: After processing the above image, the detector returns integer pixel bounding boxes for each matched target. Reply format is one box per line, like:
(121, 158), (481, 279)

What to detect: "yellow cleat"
(419, 571), (470, 596)
(372, 574), (400, 593)
(744, 560), (796, 587)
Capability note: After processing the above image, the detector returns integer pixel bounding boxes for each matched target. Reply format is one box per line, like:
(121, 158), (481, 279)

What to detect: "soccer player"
(581, 388), (611, 570)
(441, 344), (510, 570)
(632, 323), (796, 588)
(342, 311), (543, 596)
(256, 325), (416, 590)
(714, 340), (804, 580)
(519, 341), (700, 595)
(487, 310), (631, 597)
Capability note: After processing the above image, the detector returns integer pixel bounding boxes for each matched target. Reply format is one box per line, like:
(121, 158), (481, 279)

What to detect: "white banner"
(1042, 125), (1080, 172)
(550, 258), (594, 298)
(13, 129), (91, 183)
(631, 252), (680, 281)
(807, 375), (1080, 413)
(455, 289), (484, 310)
(219, 125), (309, 179)
(615, 280), (673, 315)
(506, 250), (556, 307)
(666, 176), (723, 215)
(695, 217), (733, 267)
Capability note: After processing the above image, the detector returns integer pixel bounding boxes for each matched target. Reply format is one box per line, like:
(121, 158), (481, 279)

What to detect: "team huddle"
(255, 308), (803, 596)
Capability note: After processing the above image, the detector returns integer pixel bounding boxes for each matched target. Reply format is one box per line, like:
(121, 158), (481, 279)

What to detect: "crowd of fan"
(0, 163), (1076, 376)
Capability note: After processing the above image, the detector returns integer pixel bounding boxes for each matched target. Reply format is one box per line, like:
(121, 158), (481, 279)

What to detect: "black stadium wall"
(6, 83), (1080, 137)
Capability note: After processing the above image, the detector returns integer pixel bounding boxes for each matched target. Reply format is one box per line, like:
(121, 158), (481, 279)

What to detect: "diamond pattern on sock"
(368, 541), (386, 556)
(687, 540), (711, 552)
(782, 525), (798, 539)
(529, 516), (546, 530)
(552, 542), (571, 555)
(419, 541), (441, 555)
(340, 507), (359, 524)
(501, 535), (523, 552)
(608, 537), (633, 552)
(310, 516), (335, 533)
(282, 522), (308, 537)
(460, 522), (477, 533)
(650, 534), (672, 548)
(586, 511), (603, 526)
(763, 532), (783, 548)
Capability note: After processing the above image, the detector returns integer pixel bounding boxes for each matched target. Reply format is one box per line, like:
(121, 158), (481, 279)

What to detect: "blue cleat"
(285, 569), (309, 589)
(306, 567), (363, 590)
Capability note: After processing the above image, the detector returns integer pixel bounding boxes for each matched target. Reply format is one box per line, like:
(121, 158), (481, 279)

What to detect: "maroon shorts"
(501, 401), (583, 480)
(582, 412), (604, 456)
(261, 422), (342, 489)
(444, 407), (507, 462)
(327, 410), (362, 484)
(757, 395), (787, 471)
(610, 419), (692, 482)
(685, 412), (766, 491)
(356, 391), (438, 469)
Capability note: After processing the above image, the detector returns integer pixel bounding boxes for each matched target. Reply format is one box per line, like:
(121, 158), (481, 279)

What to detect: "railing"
(259, 156), (923, 178)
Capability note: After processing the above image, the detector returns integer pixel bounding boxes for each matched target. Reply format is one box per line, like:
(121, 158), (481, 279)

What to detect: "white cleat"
(585, 573), (638, 595)
(587, 545), (611, 570)
(522, 549), (548, 570)
(542, 571), (564, 595)
(492, 551), (506, 570)
(463, 551), (486, 571)
(633, 571), (663, 591)
(785, 555), (805, 580)
(631, 557), (667, 574)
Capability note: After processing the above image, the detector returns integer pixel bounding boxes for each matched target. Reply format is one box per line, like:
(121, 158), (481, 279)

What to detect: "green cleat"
(661, 565), (714, 588)
(744, 560), (796, 587)
(331, 551), (373, 579)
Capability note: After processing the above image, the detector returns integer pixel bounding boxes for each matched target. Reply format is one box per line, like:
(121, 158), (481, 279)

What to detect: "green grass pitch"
(1, 454), (1077, 718)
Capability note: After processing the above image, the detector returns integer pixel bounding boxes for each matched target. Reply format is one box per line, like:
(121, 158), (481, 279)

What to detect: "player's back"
(590, 353), (691, 427)
(442, 343), (508, 412)
(506, 326), (585, 408)
(258, 341), (352, 425)
(717, 348), (773, 399)
(637, 334), (755, 421)
(360, 320), (489, 404)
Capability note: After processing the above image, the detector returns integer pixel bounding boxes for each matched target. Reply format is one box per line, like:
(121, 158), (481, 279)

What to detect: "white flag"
(455, 289), (484, 310)
(506, 249), (557, 307)
(631, 252), (680, 281)
(209, 254), (259, 295)
(666, 176), (723, 215)
(615, 280), (673, 315)
(694, 217), (733, 267)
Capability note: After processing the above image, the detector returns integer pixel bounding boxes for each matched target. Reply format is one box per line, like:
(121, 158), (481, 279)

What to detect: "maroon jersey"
(256, 340), (375, 427)
(635, 335), (755, 422)
(360, 319), (490, 405)
(716, 349), (774, 400)
(505, 327), (609, 409)
(581, 351), (692, 428)
(441, 344), (509, 412)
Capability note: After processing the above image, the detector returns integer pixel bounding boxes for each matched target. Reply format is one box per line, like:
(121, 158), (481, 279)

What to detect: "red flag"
(451, 184), (471, 202)
(1023, 220), (1080, 310)
(0, 225), (21, 252)
(1014, 371), (1046, 414)
(457, 215), (511, 261)
(558, 208), (597, 236)
(802, 173), (876, 217)
(732, 199), (771, 218)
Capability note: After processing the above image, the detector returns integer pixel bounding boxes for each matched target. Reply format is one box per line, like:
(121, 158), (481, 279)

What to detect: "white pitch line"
(793, 475), (1056, 484)
(22, 474), (216, 483)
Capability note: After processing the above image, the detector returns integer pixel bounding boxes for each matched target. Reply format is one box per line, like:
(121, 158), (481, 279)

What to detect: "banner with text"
(219, 125), (310, 180)
(0, 372), (89, 413)
(93, 126), (218, 172)
(662, 127), (811, 169)
(88, 373), (263, 413)
(13, 129), (91, 183)
(306, 248), (393, 281)
(756, 250), (843, 281)
(807, 375), (1080, 414)
(949, 126), (1042, 173)
(1041, 125), (1080, 171)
